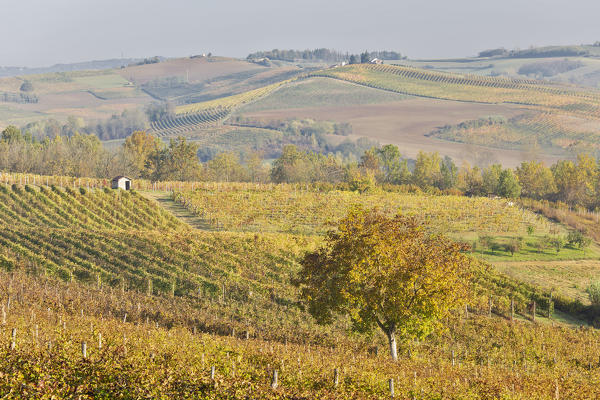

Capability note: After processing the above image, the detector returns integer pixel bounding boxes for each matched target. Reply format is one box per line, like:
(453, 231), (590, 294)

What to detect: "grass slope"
(235, 77), (409, 113)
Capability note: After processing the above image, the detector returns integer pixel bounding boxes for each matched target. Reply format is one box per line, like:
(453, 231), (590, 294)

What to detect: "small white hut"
(111, 176), (132, 190)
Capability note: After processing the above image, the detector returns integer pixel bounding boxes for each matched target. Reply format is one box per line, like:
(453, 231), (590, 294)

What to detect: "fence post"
(488, 296), (492, 317)
(271, 370), (278, 389)
(389, 378), (395, 398)
(82, 341), (87, 358)
(532, 301), (536, 322)
(10, 328), (16, 350)
(334, 368), (339, 387)
(210, 366), (215, 380)
(510, 298), (514, 322)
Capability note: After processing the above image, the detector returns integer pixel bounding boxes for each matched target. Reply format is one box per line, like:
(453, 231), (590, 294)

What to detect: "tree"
(567, 230), (592, 250)
(503, 239), (521, 256)
(482, 164), (502, 195)
(438, 156), (458, 190)
(412, 151), (442, 189)
(547, 236), (564, 253)
(20, 80), (34, 92)
(270, 145), (307, 183)
(295, 207), (472, 361)
(359, 147), (380, 172)
(123, 131), (162, 177)
(349, 55), (358, 65)
(552, 160), (578, 204)
(360, 51), (370, 64)
(147, 137), (200, 181)
(586, 281), (600, 306)
(144, 102), (174, 122)
(458, 163), (484, 196)
(376, 144), (402, 183)
(516, 161), (555, 199)
(206, 152), (245, 182)
(1, 126), (22, 144)
(497, 169), (521, 198)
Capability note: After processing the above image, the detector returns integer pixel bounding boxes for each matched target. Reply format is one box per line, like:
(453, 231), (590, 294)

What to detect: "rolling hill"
(0, 178), (599, 398)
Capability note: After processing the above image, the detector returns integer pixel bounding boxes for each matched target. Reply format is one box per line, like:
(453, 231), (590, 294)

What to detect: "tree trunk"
(387, 330), (398, 362)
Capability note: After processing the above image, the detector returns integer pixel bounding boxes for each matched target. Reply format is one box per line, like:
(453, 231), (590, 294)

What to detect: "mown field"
(0, 179), (599, 398)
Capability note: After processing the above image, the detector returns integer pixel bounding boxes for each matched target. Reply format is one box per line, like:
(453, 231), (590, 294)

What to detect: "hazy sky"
(2, 0), (600, 67)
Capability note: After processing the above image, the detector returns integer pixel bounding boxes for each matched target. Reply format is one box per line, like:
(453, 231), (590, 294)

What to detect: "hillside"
(0, 179), (600, 397)
(0, 56), (305, 129)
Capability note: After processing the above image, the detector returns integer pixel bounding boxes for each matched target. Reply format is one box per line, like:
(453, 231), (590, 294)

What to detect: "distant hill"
(0, 58), (149, 78)
(479, 44), (600, 59)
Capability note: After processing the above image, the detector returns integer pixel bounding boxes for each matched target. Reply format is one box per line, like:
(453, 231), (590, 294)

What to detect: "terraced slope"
(312, 64), (600, 119)
(149, 80), (292, 137)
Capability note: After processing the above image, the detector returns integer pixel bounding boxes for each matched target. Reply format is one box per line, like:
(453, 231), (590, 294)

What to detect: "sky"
(2, 0), (600, 67)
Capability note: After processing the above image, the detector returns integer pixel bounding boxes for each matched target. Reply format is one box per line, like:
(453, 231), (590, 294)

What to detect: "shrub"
(546, 236), (565, 253)
(19, 80), (34, 92)
(567, 230), (591, 250)
(586, 281), (600, 306)
(503, 240), (520, 256)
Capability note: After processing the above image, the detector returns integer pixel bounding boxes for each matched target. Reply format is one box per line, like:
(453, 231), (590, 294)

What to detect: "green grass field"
(235, 77), (409, 113)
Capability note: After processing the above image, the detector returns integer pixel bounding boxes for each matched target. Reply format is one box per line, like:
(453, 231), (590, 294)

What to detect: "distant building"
(111, 176), (132, 190)
(370, 58), (383, 64)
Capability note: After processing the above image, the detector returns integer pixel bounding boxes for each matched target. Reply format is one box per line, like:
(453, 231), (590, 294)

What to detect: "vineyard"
(0, 177), (599, 397)
(1, 255), (600, 398)
(311, 64), (600, 119)
(149, 107), (230, 137)
(148, 80), (293, 137)
(428, 112), (600, 153)
(171, 186), (552, 237)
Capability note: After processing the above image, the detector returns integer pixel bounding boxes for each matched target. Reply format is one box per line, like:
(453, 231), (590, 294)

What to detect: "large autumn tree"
(295, 207), (473, 361)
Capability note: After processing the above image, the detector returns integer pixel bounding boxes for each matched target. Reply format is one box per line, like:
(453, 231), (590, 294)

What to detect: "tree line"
(3, 125), (600, 211)
(247, 48), (403, 63)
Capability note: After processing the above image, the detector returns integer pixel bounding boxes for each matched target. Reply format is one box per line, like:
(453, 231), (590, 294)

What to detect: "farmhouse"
(111, 176), (132, 190)
(370, 58), (384, 64)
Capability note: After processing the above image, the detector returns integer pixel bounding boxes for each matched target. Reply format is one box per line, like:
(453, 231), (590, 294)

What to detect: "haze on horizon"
(2, 0), (600, 67)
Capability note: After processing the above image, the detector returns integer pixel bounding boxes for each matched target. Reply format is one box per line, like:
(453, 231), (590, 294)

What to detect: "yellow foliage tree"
(295, 207), (473, 361)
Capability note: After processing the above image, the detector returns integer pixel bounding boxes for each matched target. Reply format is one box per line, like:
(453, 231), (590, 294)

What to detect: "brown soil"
(245, 98), (564, 167)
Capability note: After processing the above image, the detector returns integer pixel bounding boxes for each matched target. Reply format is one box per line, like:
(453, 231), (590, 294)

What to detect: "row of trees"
(20, 110), (147, 142)
(3, 125), (600, 211)
(247, 49), (403, 63)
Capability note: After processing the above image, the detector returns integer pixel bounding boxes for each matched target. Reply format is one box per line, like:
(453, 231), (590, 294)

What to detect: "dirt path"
(140, 190), (213, 230)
